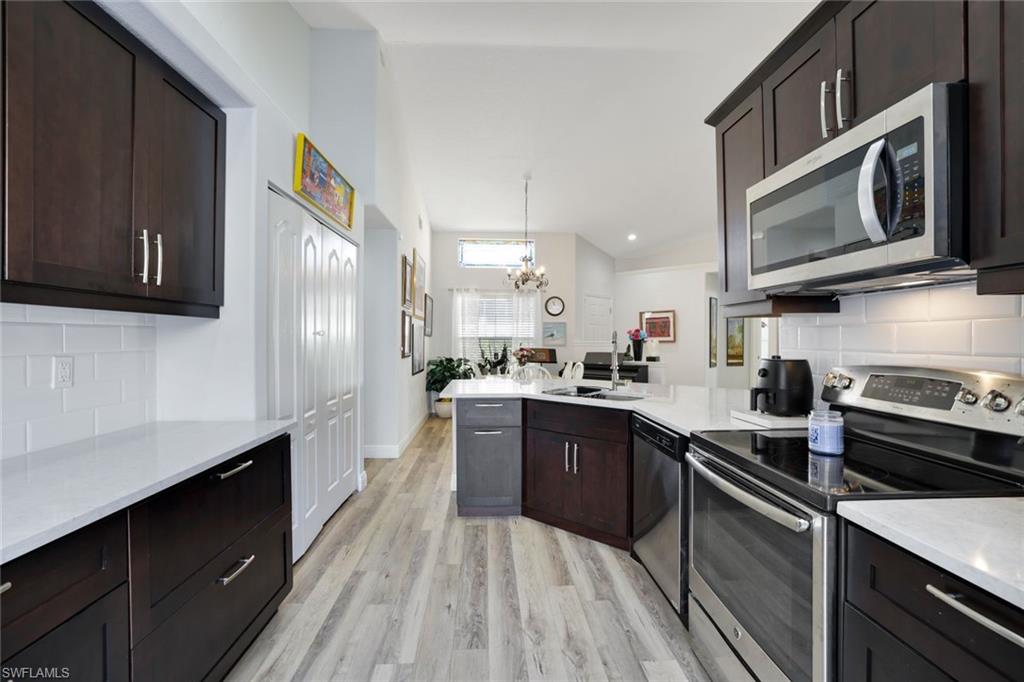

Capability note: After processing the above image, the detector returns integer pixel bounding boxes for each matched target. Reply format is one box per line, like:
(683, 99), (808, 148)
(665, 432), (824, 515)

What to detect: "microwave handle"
(857, 138), (890, 244)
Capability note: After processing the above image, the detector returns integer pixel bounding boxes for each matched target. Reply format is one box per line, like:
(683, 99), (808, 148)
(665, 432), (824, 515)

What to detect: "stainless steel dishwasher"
(631, 414), (686, 620)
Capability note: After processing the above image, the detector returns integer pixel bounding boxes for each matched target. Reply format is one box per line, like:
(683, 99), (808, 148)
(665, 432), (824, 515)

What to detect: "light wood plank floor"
(228, 418), (709, 682)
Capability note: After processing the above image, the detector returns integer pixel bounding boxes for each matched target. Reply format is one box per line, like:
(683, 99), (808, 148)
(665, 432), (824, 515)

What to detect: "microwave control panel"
(889, 117), (926, 238)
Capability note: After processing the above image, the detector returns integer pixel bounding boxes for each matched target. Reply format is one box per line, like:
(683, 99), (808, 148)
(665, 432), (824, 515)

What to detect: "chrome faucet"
(610, 331), (626, 390)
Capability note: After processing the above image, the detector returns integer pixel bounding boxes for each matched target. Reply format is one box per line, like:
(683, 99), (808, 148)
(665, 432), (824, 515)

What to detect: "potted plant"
(426, 356), (474, 418)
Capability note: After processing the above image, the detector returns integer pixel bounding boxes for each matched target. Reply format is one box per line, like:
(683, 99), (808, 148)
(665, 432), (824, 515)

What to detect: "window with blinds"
(458, 239), (535, 269)
(453, 290), (540, 365)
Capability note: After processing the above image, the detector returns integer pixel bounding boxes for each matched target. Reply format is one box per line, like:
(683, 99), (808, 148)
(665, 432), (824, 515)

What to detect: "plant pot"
(434, 399), (453, 419)
(631, 339), (644, 361)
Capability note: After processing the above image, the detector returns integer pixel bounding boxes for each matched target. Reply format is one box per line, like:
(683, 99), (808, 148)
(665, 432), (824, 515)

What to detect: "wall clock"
(544, 296), (565, 317)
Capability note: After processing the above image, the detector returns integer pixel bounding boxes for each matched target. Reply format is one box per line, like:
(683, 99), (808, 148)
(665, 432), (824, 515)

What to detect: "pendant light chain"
(505, 174), (548, 291)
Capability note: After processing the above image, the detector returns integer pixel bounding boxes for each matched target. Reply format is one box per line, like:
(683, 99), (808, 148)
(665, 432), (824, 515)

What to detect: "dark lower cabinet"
(2, 585), (130, 682)
(843, 603), (952, 682)
(574, 434), (628, 538)
(970, 0), (1024, 293)
(524, 427), (577, 522)
(456, 427), (522, 515)
(2, 0), (225, 317)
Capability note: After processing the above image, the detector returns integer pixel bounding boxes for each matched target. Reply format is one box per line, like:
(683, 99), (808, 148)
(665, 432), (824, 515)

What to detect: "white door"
(300, 212), (323, 545)
(339, 238), (358, 499)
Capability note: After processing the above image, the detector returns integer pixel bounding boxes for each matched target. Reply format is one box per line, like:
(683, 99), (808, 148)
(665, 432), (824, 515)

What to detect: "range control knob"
(981, 390), (1011, 412)
(837, 374), (854, 389)
(955, 388), (979, 405)
(1015, 399), (1024, 417)
(823, 372), (838, 388)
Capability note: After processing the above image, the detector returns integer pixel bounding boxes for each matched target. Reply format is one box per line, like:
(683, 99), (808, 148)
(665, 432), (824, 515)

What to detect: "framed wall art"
(411, 321), (425, 375)
(639, 310), (676, 342)
(726, 318), (745, 367)
(709, 297), (718, 368)
(542, 321), (567, 346)
(424, 293), (434, 337)
(412, 248), (426, 319)
(401, 255), (414, 309)
(292, 133), (355, 229)
(401, 310), (412, 358)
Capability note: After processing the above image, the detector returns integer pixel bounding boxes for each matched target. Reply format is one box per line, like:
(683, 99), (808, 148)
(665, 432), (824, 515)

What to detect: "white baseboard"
(364, 444), (400, 459)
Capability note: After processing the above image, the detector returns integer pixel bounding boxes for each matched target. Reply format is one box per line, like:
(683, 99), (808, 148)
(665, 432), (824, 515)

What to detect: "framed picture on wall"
(411, 321), (425, 375)
(292, 133), (355, 229)
(542, 321), (567, 346)
(401, 255), (414, 309)
(639, 310), (676, 342)
(709, 297), (718, 368)
(401, 310), (412, 358)
(726, 318), (745, 367)
(424, 294), (434, 337)
(412, 249), (426, 319)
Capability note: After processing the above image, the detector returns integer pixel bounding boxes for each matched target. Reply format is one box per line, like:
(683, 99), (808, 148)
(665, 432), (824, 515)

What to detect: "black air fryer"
(749, 356), (814, 417)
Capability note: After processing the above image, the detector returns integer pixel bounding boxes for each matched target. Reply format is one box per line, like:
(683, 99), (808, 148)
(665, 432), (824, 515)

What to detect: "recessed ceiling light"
(627, 233), (637, 241)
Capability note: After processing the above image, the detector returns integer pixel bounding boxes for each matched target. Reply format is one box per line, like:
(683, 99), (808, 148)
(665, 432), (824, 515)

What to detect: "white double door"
(268, 189), (358, 559)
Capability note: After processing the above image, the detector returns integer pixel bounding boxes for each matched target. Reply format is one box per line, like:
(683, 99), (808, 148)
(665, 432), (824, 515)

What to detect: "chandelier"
(506, 174), (549, 291)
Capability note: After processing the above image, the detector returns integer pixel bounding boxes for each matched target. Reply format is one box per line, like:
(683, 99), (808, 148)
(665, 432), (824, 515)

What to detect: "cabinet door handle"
(474, 403), (504, 408)
(138, 229), (150, 283)
(564, 441), (569, 472)
(573, 443), (579, 474)
(153, 233), (164, 286)
(0, 581), (11, 595)
(925, 584), (1024, 649)
(473, 430), (502, 435)
(215, 459), (253, 480)
(835, 68), (850, 129)
(819, 80), (834, 139)
(217, 554), (256, 586)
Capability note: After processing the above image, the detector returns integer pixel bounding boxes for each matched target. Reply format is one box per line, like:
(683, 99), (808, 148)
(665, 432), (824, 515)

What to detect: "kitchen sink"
(542, 386), (644, 401)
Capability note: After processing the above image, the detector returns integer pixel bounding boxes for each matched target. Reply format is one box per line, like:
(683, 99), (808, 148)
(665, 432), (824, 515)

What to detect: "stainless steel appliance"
(746, 83), (968, 295)
(750, 356), (814, 416)
(688, 366), (1024, 682)
(632, 415), (685, 617)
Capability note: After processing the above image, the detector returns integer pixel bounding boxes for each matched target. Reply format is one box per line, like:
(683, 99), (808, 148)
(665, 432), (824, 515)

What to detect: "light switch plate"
(53, 356), (74, 388)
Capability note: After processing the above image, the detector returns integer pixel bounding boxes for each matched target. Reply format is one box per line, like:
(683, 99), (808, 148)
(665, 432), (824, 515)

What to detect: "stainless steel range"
(687, 366), (1024, 682)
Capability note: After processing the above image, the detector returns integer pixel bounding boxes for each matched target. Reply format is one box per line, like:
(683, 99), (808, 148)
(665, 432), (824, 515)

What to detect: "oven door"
(687, 448), (835, 682)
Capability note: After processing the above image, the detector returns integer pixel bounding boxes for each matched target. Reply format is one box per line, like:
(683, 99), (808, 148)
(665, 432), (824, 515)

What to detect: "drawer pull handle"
(564, 441), (570, 472)
(216, 459), (253, 480)
(218, 554), (256, 586)
(0, 581), (11, 595)
(925, 584), (1024, 649)
(474, 403), (504, 408)
(573, 442), (579, 474)
(473, 430), (503, 435)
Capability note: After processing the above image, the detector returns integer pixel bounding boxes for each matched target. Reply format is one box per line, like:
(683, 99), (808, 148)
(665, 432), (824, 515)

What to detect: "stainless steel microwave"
(746, 83), (969, 294)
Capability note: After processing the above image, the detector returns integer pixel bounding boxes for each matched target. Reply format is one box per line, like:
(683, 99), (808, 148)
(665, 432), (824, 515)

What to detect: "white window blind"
(452, 289), (540, 365)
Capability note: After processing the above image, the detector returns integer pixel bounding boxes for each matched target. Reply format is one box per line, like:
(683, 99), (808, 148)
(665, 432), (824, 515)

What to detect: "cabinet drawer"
(456, 427), (522, 513)
(1, 512), (127, 658)
(845, 525), (1023, 682)
(132, 513), (291, 682)
(129, 434), (290, 641)
(457, 398), (522, 427)
(842, 603), (951, 682)
(526, 400), (629, 443)
(2, 583), (130, 681)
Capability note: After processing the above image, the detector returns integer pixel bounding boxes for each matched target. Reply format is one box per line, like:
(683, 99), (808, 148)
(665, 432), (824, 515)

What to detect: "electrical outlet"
(53, 356), (74, 388)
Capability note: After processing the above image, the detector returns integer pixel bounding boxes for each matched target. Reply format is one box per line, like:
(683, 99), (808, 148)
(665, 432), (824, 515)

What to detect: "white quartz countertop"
(1, 420), (294, 563)
(441, 378), (757, 437)
(838, 498), (1024, 609)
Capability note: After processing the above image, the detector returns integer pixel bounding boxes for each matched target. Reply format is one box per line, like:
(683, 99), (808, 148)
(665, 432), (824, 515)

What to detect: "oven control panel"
(822, 366), (1024, 436)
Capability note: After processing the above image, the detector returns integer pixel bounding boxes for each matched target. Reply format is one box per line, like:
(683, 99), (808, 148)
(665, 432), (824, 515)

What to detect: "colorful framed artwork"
(411, 321), (425, 375)
(639, 310), (676, 342)
(412, 249), (426, 319)
(542, 321), (567, 346)
(709, 297), (718, 368)
(401, 255), (414, 309)
(293, 133), (355, 230)
(401, 310), (412, 358)
(726, 318), (745, 367)
(424, 294), (434, 337)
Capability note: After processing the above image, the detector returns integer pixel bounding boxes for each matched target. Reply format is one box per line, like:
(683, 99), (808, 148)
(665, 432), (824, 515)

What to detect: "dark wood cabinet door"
(970, 0), (1024, 290)
(4, 1), (146, 298)
(762, 21), (837, 173)
(842, 604), (952, 682)
(835, 1), (965, 128)
(574, 435), (628, 539)
(524, 428), (575, 522)
(715, 87), (766, 306)
(136, 60), (225, 306)
(2, 584), (130, 682)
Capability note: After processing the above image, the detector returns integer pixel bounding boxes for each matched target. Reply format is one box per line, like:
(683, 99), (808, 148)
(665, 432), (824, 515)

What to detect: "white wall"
(779, 284), (1024, 386)
(615, 234), (718, 272)
(575, 235), (616, 348)
(613, 264), (714, 386)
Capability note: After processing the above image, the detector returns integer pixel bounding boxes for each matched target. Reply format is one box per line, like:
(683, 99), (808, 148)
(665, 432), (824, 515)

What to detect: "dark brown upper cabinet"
(835, 1), (965, 129)
(3, 1), (225, 318)
(763, 22), (838, 174)
(970, 0), (1024, 294)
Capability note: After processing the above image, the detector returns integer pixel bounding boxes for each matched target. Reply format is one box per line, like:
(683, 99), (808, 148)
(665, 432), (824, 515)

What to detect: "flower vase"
(631, 339), (644, 361)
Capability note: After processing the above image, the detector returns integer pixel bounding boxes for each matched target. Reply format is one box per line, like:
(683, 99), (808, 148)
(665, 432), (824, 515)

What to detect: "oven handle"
(686, 453), (810, 533)
(857, 138), (890, 244)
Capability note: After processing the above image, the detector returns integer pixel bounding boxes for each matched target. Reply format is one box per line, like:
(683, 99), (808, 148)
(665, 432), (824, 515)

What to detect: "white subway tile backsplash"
(865, 289), (930, 322)
(1, 305), (157, 454)
(927, 354), (1023, 374)
(819, 295), (866, 326)
(1, 323), (63, 356)
(896, 321), (972, 354)
(780, 326), (798, 349)
(841, 324), (896, 352)
(972, 319), (1024, 357)
(929, 285), (1021, 320)
(798, 326), (840, 351)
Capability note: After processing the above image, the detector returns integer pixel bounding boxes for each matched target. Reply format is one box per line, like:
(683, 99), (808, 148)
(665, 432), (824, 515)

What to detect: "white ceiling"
(294, 1), (815, 258)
